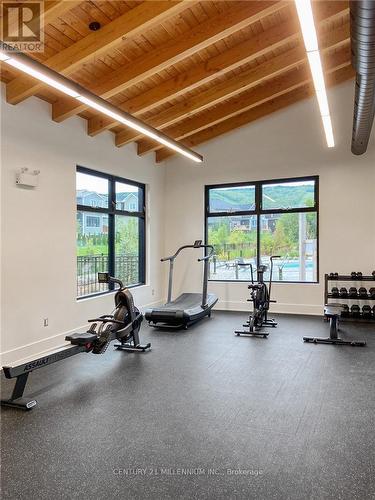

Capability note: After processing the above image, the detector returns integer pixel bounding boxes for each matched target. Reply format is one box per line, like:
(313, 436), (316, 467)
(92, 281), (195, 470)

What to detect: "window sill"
(76, 282), (146, 301)
(208, 280), (320, 285)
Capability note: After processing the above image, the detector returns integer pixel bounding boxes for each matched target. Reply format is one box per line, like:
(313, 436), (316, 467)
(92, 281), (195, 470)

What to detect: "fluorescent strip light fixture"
(322, 115), (334, 148)
(315, 90), (330, 117)
(6, 58), (80, 98)
(294, 0), (335, 148)
(307, 51), (326, 92)
(76, 96), (202, 163)
(0, 43), (203, 163)
(294, 0), (318, 51)
(77, 96), (134, 124)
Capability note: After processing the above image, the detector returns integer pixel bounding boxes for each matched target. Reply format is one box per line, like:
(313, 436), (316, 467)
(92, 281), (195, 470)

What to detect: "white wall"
(0, 86), (167, 365)
(163, 81), (375, 315)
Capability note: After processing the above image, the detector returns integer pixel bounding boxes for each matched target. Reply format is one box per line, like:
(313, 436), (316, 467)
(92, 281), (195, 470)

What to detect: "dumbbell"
(331, 287), (339, 297)
(349, 287), (358, 298)
(373, 305), (375, 318)
(351, 271), (363, 280)
(351, 304), (361, 317)
(329, 272), (339, 278)
(372, 270), (375, 279)
(358, 287), (368, 298)
(341, 304), (350, 317)
(369, 287), (375, 299)
(339, 287), (348, 298)
(362, 305), (372, 319)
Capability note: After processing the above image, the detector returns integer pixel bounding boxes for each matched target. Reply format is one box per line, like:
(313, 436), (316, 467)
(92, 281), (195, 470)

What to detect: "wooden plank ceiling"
(0, 0), (353, 162)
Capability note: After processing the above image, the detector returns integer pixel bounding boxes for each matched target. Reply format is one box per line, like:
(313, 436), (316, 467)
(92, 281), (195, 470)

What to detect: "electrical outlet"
(43, 318), (48, 327)
(152, 289), (155, 296)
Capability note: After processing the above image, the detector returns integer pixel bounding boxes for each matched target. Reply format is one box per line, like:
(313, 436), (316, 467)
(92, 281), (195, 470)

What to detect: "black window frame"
(76, 165), (146, 299)
(205, 175), (319, 284)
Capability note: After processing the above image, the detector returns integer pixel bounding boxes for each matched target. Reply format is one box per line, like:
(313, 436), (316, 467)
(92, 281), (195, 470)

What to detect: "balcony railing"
(77, 255), (139, 297)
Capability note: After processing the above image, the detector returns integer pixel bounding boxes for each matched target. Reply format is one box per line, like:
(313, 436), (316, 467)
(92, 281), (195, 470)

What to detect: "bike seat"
(257, 265), (268, 273)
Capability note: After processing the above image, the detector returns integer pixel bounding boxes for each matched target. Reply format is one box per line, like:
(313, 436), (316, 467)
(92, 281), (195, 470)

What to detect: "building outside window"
(86, 215), (100, 228)
(205, 176), (318, 282)
(76, 167), (145, 298)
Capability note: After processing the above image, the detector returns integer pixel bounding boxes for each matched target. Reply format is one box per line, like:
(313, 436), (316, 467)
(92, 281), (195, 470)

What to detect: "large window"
(76, 167), (145, 298)
(205, 176), (318, 283)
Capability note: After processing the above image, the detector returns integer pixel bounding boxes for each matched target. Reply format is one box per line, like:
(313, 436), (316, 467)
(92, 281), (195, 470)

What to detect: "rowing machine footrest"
(65, 332), (98, 345)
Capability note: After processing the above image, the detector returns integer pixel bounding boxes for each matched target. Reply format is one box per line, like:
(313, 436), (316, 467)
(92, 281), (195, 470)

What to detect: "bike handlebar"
(235, 256), (281, 267)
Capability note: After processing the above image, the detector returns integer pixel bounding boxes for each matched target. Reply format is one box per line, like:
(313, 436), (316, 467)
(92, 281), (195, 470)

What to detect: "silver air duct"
(350, 0), (375, 155)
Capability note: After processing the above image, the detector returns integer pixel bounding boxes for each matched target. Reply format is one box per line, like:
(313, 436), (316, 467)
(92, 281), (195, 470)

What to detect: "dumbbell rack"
(325, 274), (375, 323)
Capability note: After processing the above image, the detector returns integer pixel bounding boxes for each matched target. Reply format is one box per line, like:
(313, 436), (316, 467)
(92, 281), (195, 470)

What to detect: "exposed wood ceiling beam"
(137, 46), (351, 156)
(51, 1), (285, 122)
(155, 65), (355, 162)
(6, 1), (187, 104)
(88, 0), (348, 137)
(116, 21), (350, 147)
(42, 1), (83, 26)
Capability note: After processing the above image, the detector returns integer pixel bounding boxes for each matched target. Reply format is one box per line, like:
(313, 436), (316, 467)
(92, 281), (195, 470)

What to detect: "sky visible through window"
(76, 172), (138, 193)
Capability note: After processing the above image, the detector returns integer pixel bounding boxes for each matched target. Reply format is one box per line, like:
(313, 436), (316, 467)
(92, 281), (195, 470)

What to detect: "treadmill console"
(193, 240), (202, 248)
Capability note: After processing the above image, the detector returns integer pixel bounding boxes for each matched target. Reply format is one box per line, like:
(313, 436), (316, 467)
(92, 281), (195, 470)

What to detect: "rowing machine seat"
(65, 332), (98, 345)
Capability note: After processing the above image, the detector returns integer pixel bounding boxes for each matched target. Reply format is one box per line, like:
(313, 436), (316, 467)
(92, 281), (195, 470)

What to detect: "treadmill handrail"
(200, 247), (214, 308)
(161, 243), (214, 262)
(162, 243), (215, 304)
(198, 251), (214, 262)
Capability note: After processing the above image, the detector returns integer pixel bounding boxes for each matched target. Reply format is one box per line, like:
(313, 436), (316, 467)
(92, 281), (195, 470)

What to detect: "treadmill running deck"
(145, 293), (218, 326)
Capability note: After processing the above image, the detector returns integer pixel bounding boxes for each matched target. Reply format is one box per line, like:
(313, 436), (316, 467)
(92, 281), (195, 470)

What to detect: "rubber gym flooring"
(1, 311), (375, 500)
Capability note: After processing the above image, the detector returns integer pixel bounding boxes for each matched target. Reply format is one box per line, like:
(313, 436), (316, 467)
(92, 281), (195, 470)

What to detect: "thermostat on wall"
(16, 168), (40, 188)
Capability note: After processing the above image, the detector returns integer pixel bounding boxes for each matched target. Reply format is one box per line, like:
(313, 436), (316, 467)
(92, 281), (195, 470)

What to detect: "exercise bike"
(1, 273), (150, 411)
(235, 256), (280, 338)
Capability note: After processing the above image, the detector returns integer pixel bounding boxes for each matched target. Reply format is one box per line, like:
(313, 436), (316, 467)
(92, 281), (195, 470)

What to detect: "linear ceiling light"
(294, 0), (335, 148)
(0, 42), (203, 163)
(6, 58), (81, 98)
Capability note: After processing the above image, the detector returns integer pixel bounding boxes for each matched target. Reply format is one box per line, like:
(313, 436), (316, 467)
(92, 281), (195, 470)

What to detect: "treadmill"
(145, 240), (218, 328)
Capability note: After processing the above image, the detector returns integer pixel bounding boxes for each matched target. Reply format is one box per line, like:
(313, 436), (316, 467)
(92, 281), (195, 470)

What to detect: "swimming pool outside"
(209, 259), (316, 282)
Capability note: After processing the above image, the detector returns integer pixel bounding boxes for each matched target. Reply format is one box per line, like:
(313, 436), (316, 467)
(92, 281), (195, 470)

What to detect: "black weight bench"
(303, 304), (366, 346)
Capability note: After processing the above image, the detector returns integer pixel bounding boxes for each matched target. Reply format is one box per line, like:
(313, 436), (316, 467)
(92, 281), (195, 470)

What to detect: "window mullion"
(255, 182), (261, 268)
(108, 179), (115, 290)
(139, 216), (145, 284)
